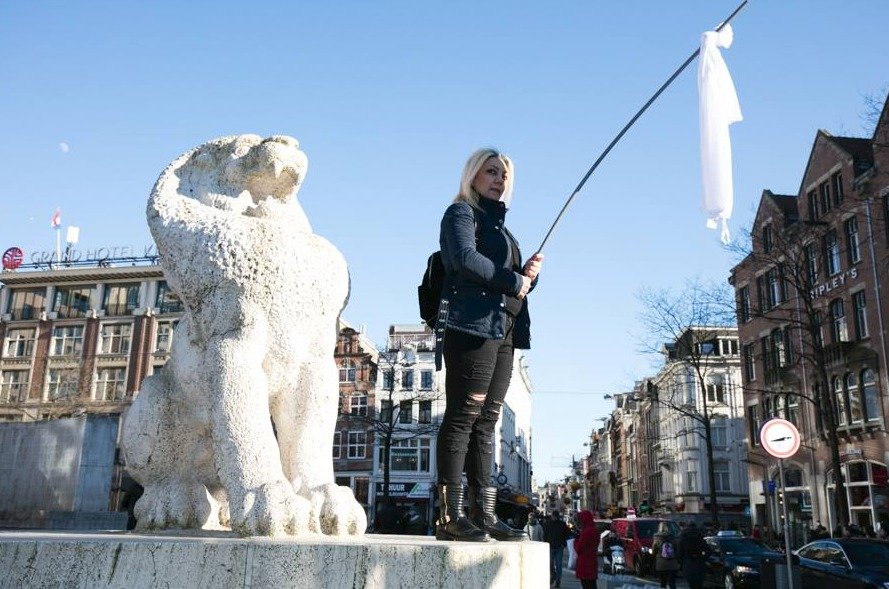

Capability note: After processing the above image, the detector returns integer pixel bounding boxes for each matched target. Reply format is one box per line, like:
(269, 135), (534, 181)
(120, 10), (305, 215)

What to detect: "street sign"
(760, 418), (801, 459)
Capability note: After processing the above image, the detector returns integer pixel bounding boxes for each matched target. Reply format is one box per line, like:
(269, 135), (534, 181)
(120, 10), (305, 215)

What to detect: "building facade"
(730, 96), (889, 540)
(0, 260), (182, 526)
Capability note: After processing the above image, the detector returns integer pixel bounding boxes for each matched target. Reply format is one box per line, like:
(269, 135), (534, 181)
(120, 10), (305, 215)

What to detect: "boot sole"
(436, 531), (491, 542)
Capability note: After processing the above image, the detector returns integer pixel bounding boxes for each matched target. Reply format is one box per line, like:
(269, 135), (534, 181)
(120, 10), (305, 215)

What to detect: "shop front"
(827, 459), (889, 531)
(373, 481), (432, 535)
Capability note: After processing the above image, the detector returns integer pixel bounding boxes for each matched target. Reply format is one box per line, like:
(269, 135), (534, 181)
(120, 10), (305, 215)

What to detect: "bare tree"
(638, 279), (737, 526)
(343, 342), (442, 507)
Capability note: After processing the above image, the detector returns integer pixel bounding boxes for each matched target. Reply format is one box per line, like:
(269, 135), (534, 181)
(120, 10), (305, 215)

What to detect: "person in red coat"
(573, 510), (600, 589)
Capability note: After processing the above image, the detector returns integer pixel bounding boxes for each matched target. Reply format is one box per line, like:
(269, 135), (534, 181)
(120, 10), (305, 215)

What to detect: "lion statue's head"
(154, 134), (308, 217)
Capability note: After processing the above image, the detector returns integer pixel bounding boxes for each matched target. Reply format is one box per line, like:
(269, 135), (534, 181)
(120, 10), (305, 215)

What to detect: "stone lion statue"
(122, 134), (366, 537)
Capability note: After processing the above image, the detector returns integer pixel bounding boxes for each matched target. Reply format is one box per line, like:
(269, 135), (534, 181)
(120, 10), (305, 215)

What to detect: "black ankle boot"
(435, 484), (490, 542)
(468, 485), (529, 541)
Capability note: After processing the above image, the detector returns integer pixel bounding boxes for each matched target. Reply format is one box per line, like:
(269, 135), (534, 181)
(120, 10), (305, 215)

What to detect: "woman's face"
(472, 156), (508, 201)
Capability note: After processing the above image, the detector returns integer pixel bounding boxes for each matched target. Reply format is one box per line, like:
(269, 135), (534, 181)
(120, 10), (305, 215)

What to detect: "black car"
(703, 534), (783, 589)
(796, 537), (889, 588)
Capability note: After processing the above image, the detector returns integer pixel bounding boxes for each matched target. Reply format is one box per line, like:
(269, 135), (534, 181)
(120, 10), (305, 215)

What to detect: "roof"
(827, 135), (874, 173)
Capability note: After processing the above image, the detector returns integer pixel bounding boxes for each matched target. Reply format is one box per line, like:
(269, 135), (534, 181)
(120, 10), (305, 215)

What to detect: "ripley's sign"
(810, 267), (858, 300)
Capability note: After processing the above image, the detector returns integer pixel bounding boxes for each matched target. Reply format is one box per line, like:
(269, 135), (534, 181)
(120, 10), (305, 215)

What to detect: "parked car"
(703, 534), (782, 588)
(594, 519), (613, 554)
(795, 537), (889, 588)
(610, 517), (680, 576)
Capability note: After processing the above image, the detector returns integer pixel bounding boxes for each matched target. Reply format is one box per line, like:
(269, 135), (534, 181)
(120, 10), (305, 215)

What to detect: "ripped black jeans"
(437, 320), (514, 487)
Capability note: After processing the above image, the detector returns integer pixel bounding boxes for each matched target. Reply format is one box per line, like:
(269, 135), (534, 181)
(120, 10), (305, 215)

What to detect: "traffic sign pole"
(779, 458), (795, 589)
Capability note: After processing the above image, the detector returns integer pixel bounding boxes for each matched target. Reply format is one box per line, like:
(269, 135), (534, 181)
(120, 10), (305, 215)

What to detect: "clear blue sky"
(1, 1), (887, 486)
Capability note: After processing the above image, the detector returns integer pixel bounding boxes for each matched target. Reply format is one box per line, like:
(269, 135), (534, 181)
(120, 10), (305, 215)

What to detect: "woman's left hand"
(523, 253), (544, 280)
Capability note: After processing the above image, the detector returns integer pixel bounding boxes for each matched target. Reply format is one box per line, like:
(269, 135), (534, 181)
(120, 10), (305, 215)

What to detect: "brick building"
(730, 96), (889, 539)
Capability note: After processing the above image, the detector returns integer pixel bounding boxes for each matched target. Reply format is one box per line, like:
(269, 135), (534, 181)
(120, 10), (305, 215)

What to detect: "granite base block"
(0, 531), (550, 588)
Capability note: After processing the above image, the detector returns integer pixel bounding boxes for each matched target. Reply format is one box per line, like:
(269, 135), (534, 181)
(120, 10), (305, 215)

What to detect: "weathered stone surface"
(121, 135), (365, 537)
(0, 531), (550, 588)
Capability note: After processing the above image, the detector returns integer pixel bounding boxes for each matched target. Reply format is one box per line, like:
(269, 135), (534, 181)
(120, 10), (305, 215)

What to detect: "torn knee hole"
(469, 392), (486, 405)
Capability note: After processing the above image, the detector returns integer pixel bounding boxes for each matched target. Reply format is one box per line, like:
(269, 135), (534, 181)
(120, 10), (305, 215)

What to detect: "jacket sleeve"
(441, 203), (523, 295)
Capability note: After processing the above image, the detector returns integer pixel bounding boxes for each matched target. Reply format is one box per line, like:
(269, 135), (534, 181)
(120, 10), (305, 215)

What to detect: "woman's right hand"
(516, 274), (532, 299)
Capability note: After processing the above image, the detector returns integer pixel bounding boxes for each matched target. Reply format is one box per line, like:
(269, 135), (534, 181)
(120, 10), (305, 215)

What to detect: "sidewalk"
(555, 554), (689, 589)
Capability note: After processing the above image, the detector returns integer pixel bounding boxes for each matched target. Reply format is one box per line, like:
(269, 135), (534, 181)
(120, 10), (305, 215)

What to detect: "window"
(756, 275), (767, 313)
(808, 190), (820, 221)
(767, 267), (783, 308)
(386, 438), (431, 472)
(805, 243), (819, 286)
(853, 291), (868, 339)
(721, 339), (738, 356)
(350, 393), (368, 417)
(829, 298), (848, 343)
(53, 286), (93, 319)
(834, 376), (846, 426)
(761, 336), (774, 381)
(401, 370), (414, 390)
(832, 172), (844, 206)
(420, 370), (433, 390)
(155, 281), (184, 314)
(845, 217), (861, 264)
(339, 360), (356, 383)
(155, 320), (178, 353)
(7, 287), (45, 321)
(819, 181), (832, 215)
(0, 370), (29, 403)
(347, 431), (366, 459)
(96, 367), (127, 401)
(845, 372), (863, 424)
(419, 400), (432, 423)
(332, 431), (341, 459)
(686, 460), (699, 492)
(4, 328), (35, 358)
(51, 325), (84, 357)
(772, 328), (786, 368)
(47, 368), (79, 401)
(711, 417), (727, 447)
(399, 400), (412, 424)
(862, 369), (880, 422)
(762, 224), (773, 253)
(103, 283), (140, 316)
(706, 382), (725, 404)
(743, 343), (756, 381)
(748, 405), (761, 445)
(780, 393), (798, 425)
(739, 286), (751, 322)
(382, 369), (394, 391)
(380, 399), (392, 422)
(714, 461), (730, 492)
(99, 323), (132, 355)
(814, 310), (825, 348)
(824, 231), (841, 276)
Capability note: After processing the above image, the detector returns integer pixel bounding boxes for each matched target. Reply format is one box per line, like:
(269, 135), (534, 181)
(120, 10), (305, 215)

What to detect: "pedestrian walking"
(651, 521), (680, 589)
(573, 511), (599, 589)
(678, 521), (707, 589)
(544, 511), (570, 587)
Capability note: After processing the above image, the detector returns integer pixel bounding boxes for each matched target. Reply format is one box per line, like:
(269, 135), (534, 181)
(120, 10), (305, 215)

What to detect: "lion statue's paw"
(233, 479), (311, 537)
(307, 483), (368, 536)
(135, 482), (217, 530)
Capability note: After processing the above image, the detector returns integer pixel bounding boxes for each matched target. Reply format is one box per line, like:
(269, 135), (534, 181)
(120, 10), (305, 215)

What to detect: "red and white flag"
(51, 208), (61, 229)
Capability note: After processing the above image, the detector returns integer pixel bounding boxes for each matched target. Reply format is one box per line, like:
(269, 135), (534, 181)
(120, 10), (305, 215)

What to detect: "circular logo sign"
(2, 247), (24, 270)
(759, 418), (801, 459)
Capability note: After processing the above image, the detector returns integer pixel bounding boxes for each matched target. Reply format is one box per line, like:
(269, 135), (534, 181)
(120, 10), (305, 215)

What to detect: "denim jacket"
(439, 198), (535, 349)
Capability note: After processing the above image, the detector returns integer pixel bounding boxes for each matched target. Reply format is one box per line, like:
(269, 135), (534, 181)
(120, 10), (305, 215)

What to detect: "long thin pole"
(535, 0), (749, 254)
(779, 458), (795, 589)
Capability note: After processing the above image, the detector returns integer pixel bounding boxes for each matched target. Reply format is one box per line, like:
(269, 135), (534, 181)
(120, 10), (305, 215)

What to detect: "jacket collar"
(477, 196), (507, 222)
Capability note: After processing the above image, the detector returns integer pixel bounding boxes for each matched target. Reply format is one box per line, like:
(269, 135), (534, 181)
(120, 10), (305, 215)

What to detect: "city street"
(556, 554), (690, 589)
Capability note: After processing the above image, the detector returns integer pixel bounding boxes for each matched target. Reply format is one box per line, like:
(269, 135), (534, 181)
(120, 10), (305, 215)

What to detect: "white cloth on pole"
(698, 23), (742, 244)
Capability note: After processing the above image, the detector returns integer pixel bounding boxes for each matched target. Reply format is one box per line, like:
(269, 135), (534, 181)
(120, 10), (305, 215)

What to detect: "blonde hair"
(453, 148), (515, 208)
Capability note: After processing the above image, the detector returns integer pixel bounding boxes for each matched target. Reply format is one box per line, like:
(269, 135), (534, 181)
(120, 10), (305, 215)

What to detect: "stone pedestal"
(0, 531), (549, 588)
